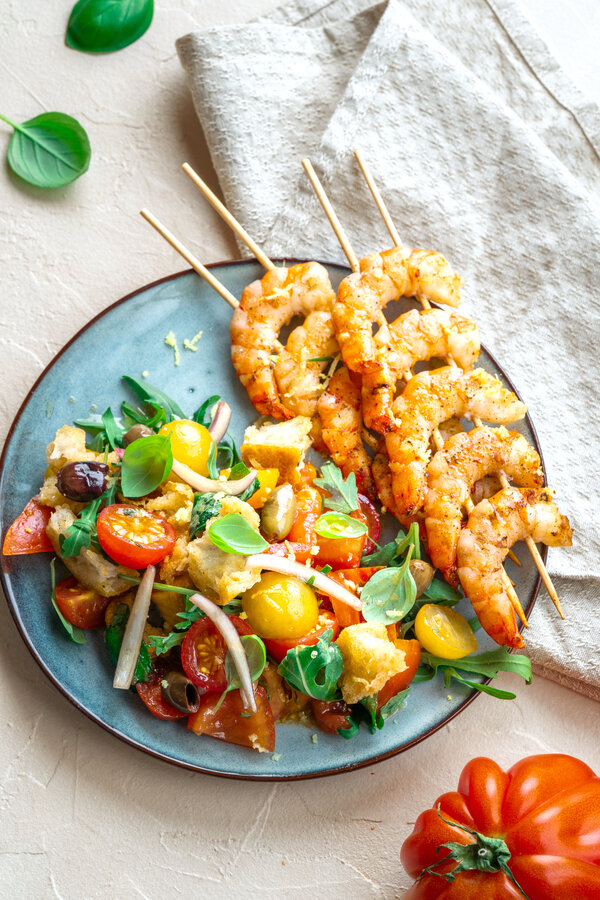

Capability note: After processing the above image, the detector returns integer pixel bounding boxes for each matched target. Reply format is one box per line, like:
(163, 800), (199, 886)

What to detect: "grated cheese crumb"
(271, 753), (282, 762)
(164, 331), (180, 366)
(183, 330), (203, 352)
(311, 734), (318, 744)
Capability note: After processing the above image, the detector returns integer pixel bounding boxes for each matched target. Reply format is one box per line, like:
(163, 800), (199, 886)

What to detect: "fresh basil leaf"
(66, 0), (154, 53)
(423, 578), (463, 603)
(105, 602), (152, 683)
(50, 558), (87, 644)
(101, 407), (124, 450)
(361, 553), (417, 624)
(207, 513), (268, 555)
(314, 511), (368, 540)
(190, 493), (222, 539)
(147, 631), (185, 657)
(120, 433), (172, 497)
(379, 687), (410, 721)
(122, 376), (185, 422)
(314, 462), (359, 515)
(207, 441), (219, 480)
(277, 629), (343, 701)
(0, 111), (91, 189)
(192, 394), (220, 427)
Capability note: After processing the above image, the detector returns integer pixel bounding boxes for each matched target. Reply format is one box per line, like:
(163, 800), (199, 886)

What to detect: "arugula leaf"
(215, 635), (267, 709)
(415, 649), (532, 700)
(50, 558), (86, 644)
(379, 687), (410, 721)
(190, 493), (222, 539)
(361, 522), (422, 567)
(101, 407), (124, 450)
(225, 461), (259, 502)
(192, 395), (220, 427)
(277, 629), (343, 701)
(359, 694), (384, 733)
(0, 111), (91, 189)
(120, 433), (172, 497)
(147, 631), (185, 656)
(423, 578), (463, 603)
(105, 603), (152, 684)
(59, 496), (103, 558)
(314, 462), (359, 515)
(361, 548), (417, 624)
(66, 0), (154, 54)
(122, 376), (185, 422)
(121, 400), (165, 430)
(207, 513), (268, 555)
(314, 511), (368, 540)
(207, 441), (219, 480)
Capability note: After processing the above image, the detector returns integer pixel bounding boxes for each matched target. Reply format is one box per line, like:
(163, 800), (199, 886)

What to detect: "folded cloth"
(177, 0), (600, 700)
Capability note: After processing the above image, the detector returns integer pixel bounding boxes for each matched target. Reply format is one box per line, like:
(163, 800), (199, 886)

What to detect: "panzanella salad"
(3, 377), (531, 753)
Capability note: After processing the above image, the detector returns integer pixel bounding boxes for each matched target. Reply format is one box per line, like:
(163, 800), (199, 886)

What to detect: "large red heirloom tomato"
(401, 754), (600, 899)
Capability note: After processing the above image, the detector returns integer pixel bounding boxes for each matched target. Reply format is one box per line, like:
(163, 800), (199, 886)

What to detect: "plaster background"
(1, 2), (598, 897)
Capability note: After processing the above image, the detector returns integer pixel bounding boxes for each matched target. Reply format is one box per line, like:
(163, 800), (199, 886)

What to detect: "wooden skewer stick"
(301, 159), (360, 272)
(303, 157), (528, 629)
(354, 150), (565, 621)
(181, 163), (276, 272)
(140, 208), (239, 310)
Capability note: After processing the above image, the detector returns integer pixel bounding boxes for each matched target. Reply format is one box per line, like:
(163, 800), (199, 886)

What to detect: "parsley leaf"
(314, 462), (359, 515)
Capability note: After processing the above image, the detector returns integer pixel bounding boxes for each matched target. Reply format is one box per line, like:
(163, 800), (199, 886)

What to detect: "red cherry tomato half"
(136, 676), (187, 721)
(263, 609), (339, 664)
(181, 616), (254, 692)
(376, 639), (422, 712)
(3, 498), (54, 555)
(311, 699), (353, 734)
(322, 566), (383, 628)
(53, 576), (111, 629)
(96, 504), (176, 568)
(188, 686), (275, 752)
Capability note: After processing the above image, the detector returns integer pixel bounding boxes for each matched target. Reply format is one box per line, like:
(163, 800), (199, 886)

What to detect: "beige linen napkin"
(177, 0), (600, 700)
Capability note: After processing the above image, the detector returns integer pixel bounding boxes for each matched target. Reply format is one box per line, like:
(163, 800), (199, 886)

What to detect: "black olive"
(122, 424), (154, 447)
(57, 461), (109, 502)
(161, 671), (200, 714)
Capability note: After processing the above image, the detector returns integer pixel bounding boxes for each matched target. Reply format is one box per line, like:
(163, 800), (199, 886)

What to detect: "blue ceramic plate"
(0, 261), (545, 780)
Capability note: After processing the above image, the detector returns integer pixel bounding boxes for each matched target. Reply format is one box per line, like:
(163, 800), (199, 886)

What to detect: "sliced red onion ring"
(113, 564), (155, 690)
(208, 400), (232, 445)
(171, 458), (256, 496)
(245, 554), (363, 611)
(187, 593), (257, 713)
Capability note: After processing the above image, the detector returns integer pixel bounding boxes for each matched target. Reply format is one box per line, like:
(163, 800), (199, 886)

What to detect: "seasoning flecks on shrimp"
(274, 310), (339, 418)
(231, 262), (336, 419)
(362, 308), (480, 432)
(385, 366), (527, 516)
(424, 426), (544, 587)
(457, 487), (572, 648)
(317, 367), (377, 500)
(333, 246), (463, 373)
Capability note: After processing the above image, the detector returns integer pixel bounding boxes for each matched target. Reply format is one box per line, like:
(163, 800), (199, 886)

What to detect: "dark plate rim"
(0, 259), (546, 781)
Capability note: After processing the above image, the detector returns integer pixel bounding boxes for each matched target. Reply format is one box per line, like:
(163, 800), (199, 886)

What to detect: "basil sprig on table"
(207, 513), (268, 555)
(0, 112), (91, 189)
(277, 629), (343, 701)
(314, 511), (367, 540)
(314, 462), (359, 514)
(120, 433), (172, 498)
(66, 0), (154, 54)
(414, 649), (533, 700)
(50, 558), (86, 644)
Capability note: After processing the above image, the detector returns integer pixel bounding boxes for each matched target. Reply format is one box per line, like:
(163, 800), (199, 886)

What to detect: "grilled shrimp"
(333, 246), (463, 373)
(317, 367), (376, 499)
(362, 308), (480, 432)
(372, 440), (424, 533)
(424, 426), (543, 587)
(457, 487), (572, 648)
(274, 310), (339, 418)
(231, 262), (335, 418)
(385, 366), (527, 516)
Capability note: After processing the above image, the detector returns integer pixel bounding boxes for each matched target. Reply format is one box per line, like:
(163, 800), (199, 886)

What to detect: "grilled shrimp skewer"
(352, 150), (566, 621)
(424, 426), (544, 587)
(457, 488), (572, 648)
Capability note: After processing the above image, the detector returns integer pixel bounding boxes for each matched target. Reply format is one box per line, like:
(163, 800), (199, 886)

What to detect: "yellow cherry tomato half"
(242, 572), (319, 640)
(158, 419), (213, 475)
(246, 468), (279, 509)
(414, 604), (477, 659)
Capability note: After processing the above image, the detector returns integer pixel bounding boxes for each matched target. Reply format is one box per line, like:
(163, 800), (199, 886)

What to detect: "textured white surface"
(0, 2), (599, 898)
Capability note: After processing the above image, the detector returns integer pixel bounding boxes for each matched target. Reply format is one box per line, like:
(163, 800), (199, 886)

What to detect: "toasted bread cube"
(336, 622), (407, 705)
(241, 416), (312, 484)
